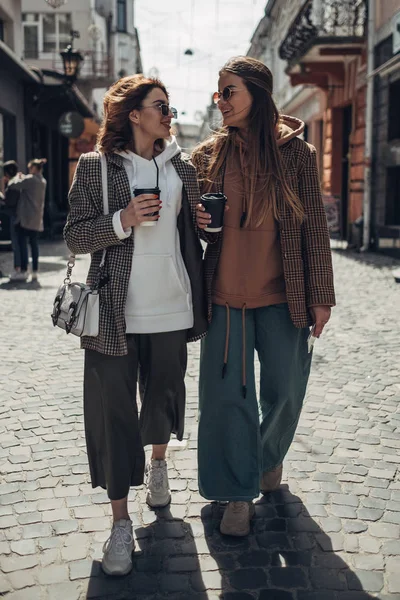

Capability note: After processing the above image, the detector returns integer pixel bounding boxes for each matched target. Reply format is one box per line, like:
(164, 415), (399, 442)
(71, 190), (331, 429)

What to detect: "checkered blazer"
(64, 151), (206, 356)
(193, 137), (336, 328)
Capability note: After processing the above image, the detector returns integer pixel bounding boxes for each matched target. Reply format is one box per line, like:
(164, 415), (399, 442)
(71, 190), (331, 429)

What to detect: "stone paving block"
(5, 586), (43, 600)
(160, 573), (190, 592)
(10, 539), (36, 556)
(7, 570), (36, 590)
(310, 567), (347, 590)
(0, 554), (39, 573)
(69, 559), (101, 580)
(346, 569), (384, 593)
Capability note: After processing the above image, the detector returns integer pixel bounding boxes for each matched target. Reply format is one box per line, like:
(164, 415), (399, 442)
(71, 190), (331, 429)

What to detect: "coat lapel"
(106, 153), (132, 211)
(171, 155), (199, 209)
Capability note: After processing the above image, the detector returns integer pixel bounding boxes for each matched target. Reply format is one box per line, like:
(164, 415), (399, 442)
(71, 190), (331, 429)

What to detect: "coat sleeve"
(64, 153), (126, 255)
(299, 144), (336, 308)
(190, 151), (221, 246)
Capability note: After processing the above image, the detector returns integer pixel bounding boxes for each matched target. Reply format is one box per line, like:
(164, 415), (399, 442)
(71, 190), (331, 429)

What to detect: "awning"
(31, 69), (99, 123)
(0, 40), (40, 83)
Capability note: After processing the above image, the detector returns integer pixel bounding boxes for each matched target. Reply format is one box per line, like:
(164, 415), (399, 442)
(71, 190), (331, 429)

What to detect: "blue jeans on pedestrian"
(9, 216), (21, 269)
(15, 225), (39, 272)
(198, 302), (312, 501)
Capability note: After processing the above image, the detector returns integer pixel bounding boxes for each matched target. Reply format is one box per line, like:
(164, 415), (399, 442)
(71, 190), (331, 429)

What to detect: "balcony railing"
(279, 0), (367, 63)
(52, 50), (113, 80)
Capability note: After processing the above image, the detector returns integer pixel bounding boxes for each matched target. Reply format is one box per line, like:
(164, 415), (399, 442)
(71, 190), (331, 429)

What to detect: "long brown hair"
(192, 56), (304, 226)
(97, 74), (169, 154)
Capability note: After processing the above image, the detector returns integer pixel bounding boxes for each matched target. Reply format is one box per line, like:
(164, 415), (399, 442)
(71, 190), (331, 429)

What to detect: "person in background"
(192, 56), (335, 537)
(7, 158), (47, 282)
(0, 161), (22, 280)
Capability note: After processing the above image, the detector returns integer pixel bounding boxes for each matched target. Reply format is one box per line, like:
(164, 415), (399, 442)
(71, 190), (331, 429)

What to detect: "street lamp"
(60, 30), (84, 84)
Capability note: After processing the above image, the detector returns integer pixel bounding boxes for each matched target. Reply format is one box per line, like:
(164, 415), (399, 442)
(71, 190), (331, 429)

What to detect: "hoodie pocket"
(126, 254), (190, 317)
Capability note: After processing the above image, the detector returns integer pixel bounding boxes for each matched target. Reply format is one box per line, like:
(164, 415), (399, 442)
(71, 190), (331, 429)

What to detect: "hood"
(276, 115), (305, 146)
(115, 136), (181, 206)
(234, 114), (305, 148)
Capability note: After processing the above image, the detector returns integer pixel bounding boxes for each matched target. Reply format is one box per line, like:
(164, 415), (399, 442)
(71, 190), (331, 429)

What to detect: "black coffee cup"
(201, 192), (227, 232)
(134, 187), (160, 227)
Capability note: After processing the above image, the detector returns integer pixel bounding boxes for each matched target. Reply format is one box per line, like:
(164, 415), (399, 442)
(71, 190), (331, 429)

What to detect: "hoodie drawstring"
(221, 303), (247, 399)
(242, 304), (247, 399)
(222, 303), (230, 379)
(162, 162), (171, 207)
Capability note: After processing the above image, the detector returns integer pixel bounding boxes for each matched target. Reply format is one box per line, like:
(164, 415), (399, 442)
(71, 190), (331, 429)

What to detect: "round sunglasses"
(140, 104), (178, 118)
(213, 87), (246, 104)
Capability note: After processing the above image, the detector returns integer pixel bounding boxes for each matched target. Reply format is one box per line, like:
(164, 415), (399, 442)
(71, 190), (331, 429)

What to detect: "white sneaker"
(31, 272), (38, 281)
(146, 459), (171, 508)
(220, 501), (255, 537)
(102, 519), (134, 576)
(9, 271), (27, 281)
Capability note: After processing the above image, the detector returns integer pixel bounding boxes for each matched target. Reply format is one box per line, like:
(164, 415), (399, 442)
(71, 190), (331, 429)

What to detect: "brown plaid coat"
(192, 137), (336, 328)
(64, 151), (208, 356)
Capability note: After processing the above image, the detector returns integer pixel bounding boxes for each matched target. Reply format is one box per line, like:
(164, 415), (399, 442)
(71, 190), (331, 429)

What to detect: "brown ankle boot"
(220, 501), (255, 537)
(260, 464), (283, 494)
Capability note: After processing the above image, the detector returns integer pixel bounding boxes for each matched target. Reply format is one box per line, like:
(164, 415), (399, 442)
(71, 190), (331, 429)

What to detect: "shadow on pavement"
(332, 247), (400, 272)
(0, 279), (43, 290)
(85, 506), (207, 600)
(201, 487), (380, 600)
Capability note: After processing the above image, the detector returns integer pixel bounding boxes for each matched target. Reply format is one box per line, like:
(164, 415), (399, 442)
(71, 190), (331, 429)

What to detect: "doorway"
(341, 105), (352, 240)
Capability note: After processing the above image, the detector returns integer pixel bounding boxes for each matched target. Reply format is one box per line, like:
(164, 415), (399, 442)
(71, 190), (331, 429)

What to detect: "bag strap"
(99, 153), (108, 269)
(65, 151), (108, 283)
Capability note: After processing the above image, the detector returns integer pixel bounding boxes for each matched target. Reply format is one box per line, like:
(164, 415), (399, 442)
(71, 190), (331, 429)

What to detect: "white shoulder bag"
(51, 153), (109, 337)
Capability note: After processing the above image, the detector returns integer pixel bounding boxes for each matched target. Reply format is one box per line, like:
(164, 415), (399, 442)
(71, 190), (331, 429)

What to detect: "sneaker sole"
(101, 561), (133, 577)
(146, 491), (171, 509)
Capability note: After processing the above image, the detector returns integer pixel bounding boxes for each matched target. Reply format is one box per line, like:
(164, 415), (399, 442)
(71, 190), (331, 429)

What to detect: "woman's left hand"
(310, 305), (331, 337)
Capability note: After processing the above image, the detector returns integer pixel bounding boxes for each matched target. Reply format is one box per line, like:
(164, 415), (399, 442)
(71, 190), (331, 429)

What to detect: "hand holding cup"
(196, 193), (227, 232)
(120, 191), (161, 229)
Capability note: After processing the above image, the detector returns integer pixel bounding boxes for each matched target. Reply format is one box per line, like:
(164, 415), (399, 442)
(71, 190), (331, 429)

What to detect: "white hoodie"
(112, 137), (194, 334)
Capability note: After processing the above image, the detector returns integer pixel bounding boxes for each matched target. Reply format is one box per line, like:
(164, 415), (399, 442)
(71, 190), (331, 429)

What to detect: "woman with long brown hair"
(64, 74), (207, 575)
(192, 56), (335, 536)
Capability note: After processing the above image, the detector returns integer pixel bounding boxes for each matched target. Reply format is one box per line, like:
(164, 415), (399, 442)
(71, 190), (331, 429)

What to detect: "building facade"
(371, 1), (400, 253)
(20, 0), (142, 110)
(0, 0), (98, 239)
(249, 0), (368, 245)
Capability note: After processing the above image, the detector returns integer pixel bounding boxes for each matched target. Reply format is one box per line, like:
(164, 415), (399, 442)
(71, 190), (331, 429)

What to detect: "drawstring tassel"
(222, 363), (227, 379)
(242, 304), (247, 398)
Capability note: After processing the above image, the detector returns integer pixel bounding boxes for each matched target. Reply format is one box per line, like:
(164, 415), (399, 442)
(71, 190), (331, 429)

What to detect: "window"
(22, 13), (72, 58)
(388, 78), (400, 141)
(117, 0), (127, 32)
(23, 13), (39, 59)
(386, 167), (400, 226)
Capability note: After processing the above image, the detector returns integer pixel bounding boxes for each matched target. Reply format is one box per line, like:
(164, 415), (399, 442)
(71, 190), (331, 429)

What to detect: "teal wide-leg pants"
(198, 303), (312, 501)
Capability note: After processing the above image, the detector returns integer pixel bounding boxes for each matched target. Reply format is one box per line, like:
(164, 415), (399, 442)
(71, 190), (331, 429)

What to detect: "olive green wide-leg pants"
(198, 303), (312, 501)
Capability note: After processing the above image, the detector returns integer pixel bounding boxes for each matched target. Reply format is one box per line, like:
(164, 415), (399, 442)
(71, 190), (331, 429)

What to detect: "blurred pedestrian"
(192, 56), (335, 537)
(0, 161), (22, 279)
(7, 158), (47, 281)
(64, 74), (207, 576)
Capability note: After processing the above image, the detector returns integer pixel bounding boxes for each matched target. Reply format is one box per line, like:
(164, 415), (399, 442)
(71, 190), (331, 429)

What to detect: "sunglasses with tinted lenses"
(158, 104), (178, 118)
(213, 87), (245, 104)
(140, 104), (178, 118)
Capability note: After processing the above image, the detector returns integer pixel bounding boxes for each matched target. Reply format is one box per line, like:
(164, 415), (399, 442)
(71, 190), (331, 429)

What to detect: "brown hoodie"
(212, 115), (305, 310)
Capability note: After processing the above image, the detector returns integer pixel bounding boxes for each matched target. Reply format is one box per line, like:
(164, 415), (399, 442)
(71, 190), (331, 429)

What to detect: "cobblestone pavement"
(0, 241), (400, 600)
